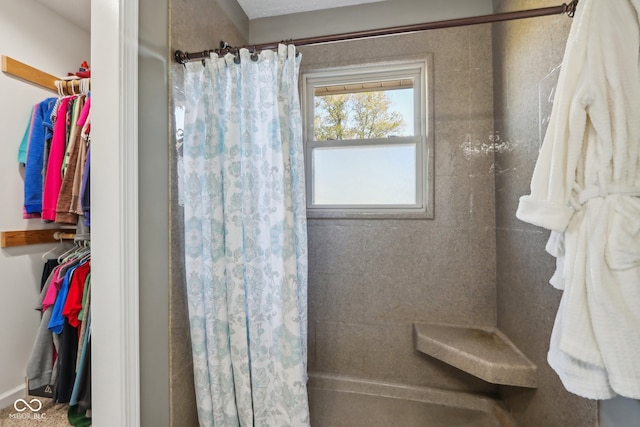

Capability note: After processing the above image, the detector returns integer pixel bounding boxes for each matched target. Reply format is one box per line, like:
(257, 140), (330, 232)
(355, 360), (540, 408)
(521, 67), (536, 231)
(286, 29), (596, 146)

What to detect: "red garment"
(62, 261), (90, 328)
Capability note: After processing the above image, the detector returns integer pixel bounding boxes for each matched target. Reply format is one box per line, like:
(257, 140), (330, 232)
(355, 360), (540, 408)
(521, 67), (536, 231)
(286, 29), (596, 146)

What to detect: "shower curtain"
(178, 44), (309, 426)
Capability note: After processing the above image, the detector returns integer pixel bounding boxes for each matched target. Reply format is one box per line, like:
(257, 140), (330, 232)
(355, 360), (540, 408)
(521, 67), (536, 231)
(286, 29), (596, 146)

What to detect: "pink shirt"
(77, 96), (90, 128)
(42, 265), (64, 311)
(42, 97), (72, 221)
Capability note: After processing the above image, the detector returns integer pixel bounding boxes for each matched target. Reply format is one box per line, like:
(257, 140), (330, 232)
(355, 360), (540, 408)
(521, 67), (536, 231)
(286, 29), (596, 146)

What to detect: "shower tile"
(466, 118), (496, 176)
(169, 359), (199, 427)
(169, 275), (189, 331)
(361, 323), (415, 380)
(360, 223), (432, 280)
(425, 27), (470, 72)
(468, 227), (497, 297)
(434, 119), (472, 177)
(469, 25), (493, 73)
(307, 224), (373, 275)
(169, 0), (246, 54)
(434, 70), (471, 123)
(362, 273), (425, 325)
(307, 319), (317, 371)
(469, 69), (494, 120)
(315, 321), (366, 375)
(498, 284), (557, 364)
(433, 173), (472, 228)
(308, 272), (365, 323)
(496, 229), (555, 298)
(469, 171), (497, 229)
(170, 325), (194, 382)
(420, 225), (470, 277)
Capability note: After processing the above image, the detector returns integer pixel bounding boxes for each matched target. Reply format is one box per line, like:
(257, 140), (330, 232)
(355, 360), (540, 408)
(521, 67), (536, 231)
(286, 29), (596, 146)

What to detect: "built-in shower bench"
(413, 322), (537, 388)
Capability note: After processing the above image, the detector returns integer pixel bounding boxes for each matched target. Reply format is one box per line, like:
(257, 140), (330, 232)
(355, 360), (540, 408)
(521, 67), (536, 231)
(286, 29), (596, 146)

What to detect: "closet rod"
(1, 229), (75, 248)
(175, 0), (579, 63)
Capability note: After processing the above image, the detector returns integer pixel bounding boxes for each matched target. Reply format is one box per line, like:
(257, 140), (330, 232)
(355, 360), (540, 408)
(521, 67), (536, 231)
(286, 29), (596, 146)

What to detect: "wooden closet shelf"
(2, 55), (90, 95)
(1, 229), (75, 248)
(1, 55), (60, 92)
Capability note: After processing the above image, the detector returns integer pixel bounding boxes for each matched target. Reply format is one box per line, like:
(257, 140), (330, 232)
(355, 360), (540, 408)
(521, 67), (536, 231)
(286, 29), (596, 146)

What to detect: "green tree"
(314, 94), (350, 140)
(314, 91), (405, 140)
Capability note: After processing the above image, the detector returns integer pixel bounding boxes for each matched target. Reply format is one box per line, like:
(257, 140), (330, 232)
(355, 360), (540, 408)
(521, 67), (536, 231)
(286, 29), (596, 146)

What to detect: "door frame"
(91, 0), (141, 425)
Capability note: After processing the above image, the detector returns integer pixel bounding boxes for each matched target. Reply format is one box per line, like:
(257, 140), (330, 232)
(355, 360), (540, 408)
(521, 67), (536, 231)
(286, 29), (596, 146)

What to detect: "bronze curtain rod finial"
(174, 50), (189, 64)
(565, 0), (579, 18)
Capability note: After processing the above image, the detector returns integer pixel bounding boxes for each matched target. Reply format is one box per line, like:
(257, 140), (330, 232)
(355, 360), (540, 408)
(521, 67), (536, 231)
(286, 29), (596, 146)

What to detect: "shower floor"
(307, 373), (516, 427)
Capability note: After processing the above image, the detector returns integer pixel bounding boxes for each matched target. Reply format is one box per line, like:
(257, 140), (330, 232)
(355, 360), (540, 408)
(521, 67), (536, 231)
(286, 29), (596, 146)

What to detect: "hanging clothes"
(516, 0), (640, 399)
(23, 98), (58, 216)
(21, 83), (91, 229)
(26, 245), (91, 408)
(56, 95), (87, 224)
(42, 96), (74, 222)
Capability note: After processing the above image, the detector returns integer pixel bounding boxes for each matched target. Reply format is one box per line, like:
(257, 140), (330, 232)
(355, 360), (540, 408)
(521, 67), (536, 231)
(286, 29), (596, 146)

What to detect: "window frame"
(302, 58), (434, 219)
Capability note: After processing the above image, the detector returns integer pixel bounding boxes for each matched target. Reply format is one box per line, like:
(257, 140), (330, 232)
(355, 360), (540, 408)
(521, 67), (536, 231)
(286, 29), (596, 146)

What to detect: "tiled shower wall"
(492, 0), (598, 425)
(299, 26), (497, 393)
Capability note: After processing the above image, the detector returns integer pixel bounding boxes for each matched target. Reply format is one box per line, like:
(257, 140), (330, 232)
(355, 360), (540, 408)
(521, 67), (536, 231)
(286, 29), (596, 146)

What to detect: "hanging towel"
(516, 0), (640, 399)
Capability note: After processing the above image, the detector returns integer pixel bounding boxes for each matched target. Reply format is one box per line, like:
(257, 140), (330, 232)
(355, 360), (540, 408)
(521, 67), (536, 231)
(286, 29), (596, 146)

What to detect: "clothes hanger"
(41, 234), (72, 261)
(57, 241), (85, 263)
(77, 247), (91, 264)
(55, 80), (64, 97)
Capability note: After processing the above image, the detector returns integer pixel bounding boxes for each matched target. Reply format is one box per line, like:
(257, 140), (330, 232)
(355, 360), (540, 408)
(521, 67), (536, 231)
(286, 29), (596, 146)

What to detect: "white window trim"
(302, 57), (434, 219)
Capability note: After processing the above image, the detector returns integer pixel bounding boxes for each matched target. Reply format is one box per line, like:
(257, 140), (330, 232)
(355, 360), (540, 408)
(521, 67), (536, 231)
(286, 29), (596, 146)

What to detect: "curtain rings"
(565, 0), (579, 17)
(250, 46), (259, 62)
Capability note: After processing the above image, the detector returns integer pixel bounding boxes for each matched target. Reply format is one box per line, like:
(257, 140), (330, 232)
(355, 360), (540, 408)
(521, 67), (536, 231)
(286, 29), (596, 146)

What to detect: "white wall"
(0, 0), (90, 409)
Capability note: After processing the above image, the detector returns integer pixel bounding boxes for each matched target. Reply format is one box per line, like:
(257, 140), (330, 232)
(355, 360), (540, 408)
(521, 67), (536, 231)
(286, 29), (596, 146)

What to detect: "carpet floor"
(0, 397), (74, 427)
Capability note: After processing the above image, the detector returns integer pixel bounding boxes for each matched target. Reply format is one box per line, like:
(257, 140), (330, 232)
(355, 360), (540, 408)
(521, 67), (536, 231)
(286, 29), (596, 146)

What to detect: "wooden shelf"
(1, 229), (74, 248)
(2, 55), (60, 92)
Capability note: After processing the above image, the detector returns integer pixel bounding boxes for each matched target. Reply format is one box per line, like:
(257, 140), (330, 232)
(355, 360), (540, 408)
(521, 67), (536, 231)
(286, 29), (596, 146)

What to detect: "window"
(303, 59), (433, 218)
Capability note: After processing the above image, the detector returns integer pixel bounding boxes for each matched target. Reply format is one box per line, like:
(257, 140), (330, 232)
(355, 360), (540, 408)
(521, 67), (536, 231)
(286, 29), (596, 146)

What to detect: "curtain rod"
(174, 0), (578, 64)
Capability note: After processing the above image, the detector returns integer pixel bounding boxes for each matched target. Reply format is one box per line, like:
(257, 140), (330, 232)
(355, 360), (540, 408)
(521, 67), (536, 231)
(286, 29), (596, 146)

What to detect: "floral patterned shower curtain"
(178, 44), (309, 427)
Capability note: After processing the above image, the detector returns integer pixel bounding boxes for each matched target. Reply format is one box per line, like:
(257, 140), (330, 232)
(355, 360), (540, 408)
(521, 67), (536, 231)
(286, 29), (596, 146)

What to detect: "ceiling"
(33, 0), (91, 31)
(31, 0), (391, 30)
(237, 0), (386, 19)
